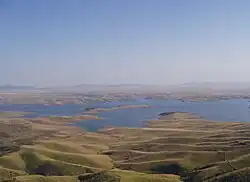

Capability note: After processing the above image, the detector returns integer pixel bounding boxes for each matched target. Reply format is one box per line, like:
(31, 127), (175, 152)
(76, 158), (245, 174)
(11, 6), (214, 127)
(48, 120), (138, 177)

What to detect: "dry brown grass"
(100, 112), (250, 181)
(1, 112), (250, 181)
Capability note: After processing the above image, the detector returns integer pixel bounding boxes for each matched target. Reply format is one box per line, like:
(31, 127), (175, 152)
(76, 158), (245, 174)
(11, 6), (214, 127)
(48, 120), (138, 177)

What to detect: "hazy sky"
(1, 0), (250, 86)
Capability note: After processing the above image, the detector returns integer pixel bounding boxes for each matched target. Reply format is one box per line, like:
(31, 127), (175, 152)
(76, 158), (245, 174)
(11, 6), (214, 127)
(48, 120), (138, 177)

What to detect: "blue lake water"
(0, 99), (250, 131)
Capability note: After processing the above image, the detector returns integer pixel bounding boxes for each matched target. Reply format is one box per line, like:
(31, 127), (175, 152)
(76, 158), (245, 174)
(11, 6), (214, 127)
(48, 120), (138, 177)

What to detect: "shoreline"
(27, 114), (103, 125)
(84, 104), (150, 114)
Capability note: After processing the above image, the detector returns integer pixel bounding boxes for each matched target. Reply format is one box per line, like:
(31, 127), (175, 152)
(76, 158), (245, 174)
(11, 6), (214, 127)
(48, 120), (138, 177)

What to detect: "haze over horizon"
(1, 0), (250, 87)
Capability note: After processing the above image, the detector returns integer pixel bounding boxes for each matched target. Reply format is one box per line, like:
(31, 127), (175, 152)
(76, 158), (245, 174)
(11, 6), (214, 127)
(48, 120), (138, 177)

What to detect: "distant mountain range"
(0, 85), (46, 93)
(1, 82), (250, 93)
(0, 85), (36, 90)
(179, 82), (250, 89)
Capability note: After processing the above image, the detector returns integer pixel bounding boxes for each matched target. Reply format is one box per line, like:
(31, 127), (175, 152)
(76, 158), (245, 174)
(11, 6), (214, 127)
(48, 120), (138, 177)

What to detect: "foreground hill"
(0, 112), (180, 182)
(1, 111), (250, 181)
(100, 112), (250, 181)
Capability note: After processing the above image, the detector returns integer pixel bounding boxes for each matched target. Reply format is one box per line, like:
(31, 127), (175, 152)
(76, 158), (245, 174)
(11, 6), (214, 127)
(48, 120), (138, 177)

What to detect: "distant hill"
(45, 84), (161, 93)
(0, 85), (35, 89)
(66, 82), (250, 92)
(180, 82), (250, 89)
(0, 85), (43, 93)
(1, 82), (250, 94)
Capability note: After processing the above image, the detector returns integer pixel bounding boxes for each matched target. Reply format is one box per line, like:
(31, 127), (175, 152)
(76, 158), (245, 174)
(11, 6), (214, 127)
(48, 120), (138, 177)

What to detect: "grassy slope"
(78, 170), (180, 182)
(0, 112), (28, 118)
(15, 170), (180, 182)
(0, 117), (112, 181)
(101, 112), (250, 181)
(20, 145), (114, 169)
(111, 169), (181, 182)
(0, 167), (27, 181)
(1, 112), (250, 181)
(16, 175), (78, 182)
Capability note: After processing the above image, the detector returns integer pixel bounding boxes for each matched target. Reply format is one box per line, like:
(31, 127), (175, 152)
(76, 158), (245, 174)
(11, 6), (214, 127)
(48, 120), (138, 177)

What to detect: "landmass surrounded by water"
(83, 104), (150, 114)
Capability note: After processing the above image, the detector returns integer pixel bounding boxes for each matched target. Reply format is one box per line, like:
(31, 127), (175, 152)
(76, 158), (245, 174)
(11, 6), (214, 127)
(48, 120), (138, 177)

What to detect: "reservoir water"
(0, 99), (250, 131)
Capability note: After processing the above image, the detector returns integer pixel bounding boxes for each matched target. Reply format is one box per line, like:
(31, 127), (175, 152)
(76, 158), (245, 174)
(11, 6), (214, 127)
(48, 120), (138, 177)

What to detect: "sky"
(0, 0), (250, 86)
